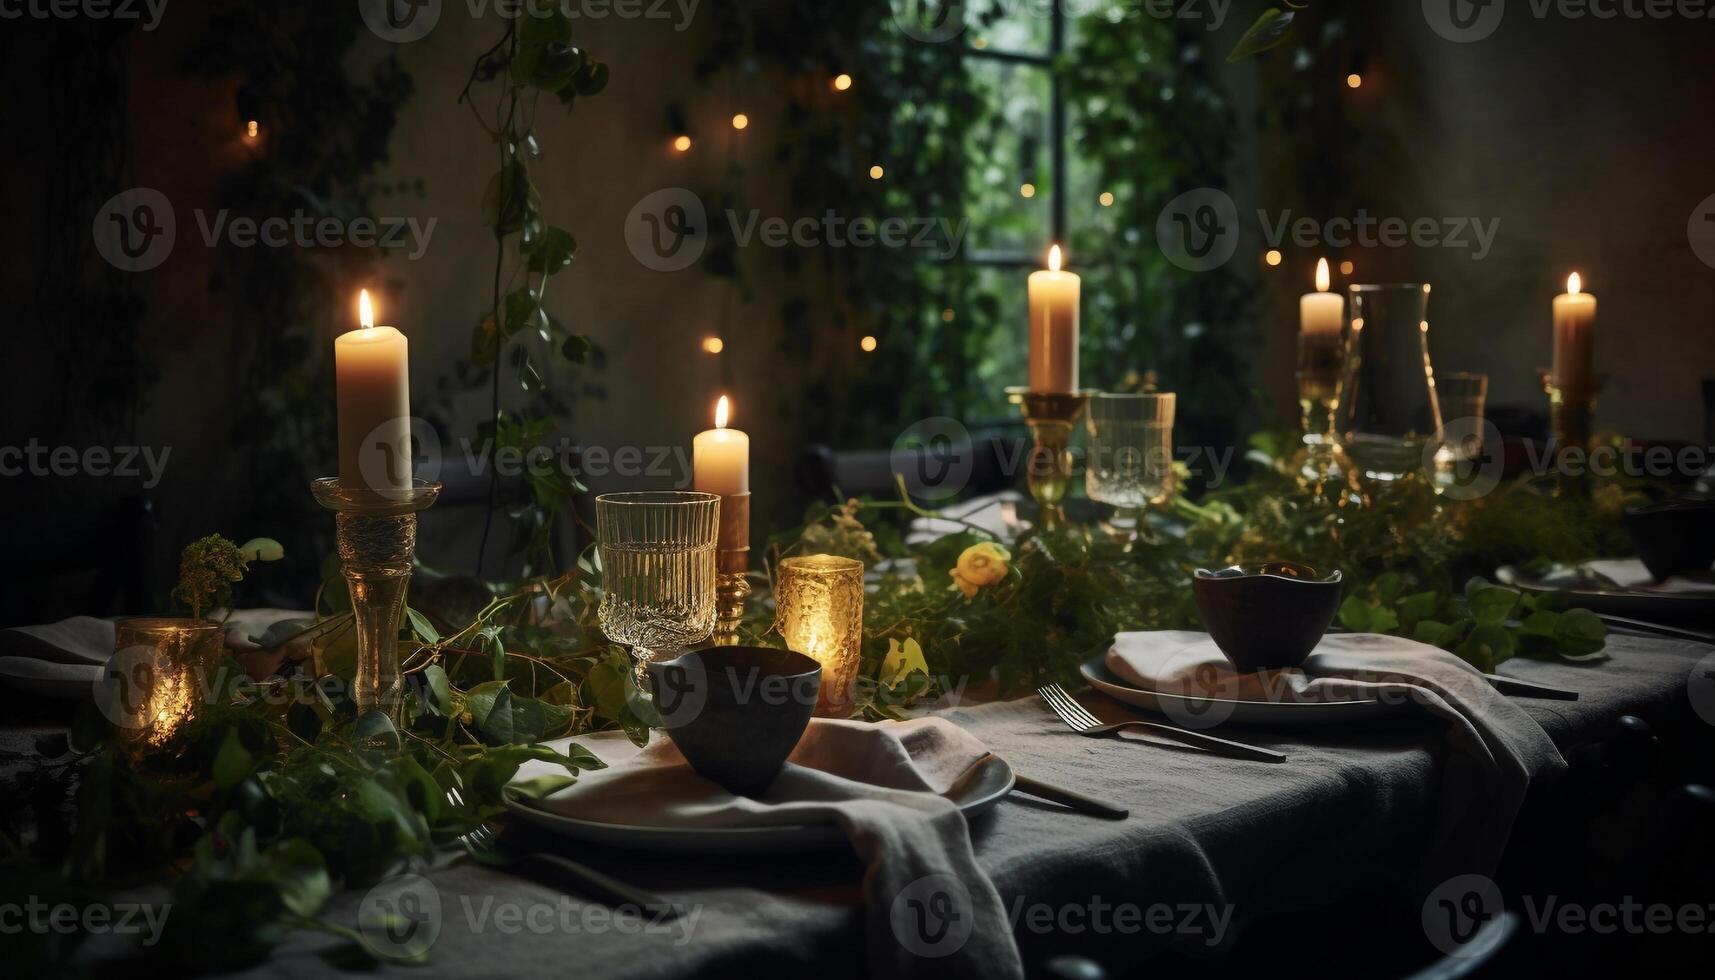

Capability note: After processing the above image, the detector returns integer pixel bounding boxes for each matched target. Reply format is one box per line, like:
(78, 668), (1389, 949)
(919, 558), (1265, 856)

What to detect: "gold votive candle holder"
(713, 491), (752, 646)
(775, 554), (864, 716)
(103, 617), (224, 758)
(1006, 386), (1092, 530)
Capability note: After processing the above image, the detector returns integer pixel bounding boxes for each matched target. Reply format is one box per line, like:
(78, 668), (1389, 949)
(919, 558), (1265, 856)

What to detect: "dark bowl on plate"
(1623, 500), (1715, 581)
(1193, 562), (1343, 671)
(646, 646), (821, 796)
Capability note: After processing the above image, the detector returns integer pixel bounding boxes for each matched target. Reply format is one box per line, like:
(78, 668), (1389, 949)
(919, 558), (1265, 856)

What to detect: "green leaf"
(405, 607), (439, 645)
(1227, 9), (1295, 62)
(510, 774), (576, 799)
(213, 730), (255, 790)
(524, 226), (577, 274)
(1397, 591), (1439, 626)
(389, 755), (443, 824)
(258, 838), (332, 919)
(423, 664), (453, 715)
(560, 332), (591, 363)
(1553, 607), (1608, 657)
(1338, 595), (1398, 634)
(1466, 581), (1520, 626)
(1458, 624), (1517, 672)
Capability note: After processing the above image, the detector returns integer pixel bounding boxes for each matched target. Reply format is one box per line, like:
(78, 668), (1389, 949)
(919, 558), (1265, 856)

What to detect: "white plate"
(1496, 562), (1715, 620)
(503, 740), (1016, 855)
(1080, 656), (1398, 728)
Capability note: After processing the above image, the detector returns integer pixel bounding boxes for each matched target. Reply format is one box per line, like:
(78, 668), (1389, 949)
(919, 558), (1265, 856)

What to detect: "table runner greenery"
(2, 436), (1645, 972)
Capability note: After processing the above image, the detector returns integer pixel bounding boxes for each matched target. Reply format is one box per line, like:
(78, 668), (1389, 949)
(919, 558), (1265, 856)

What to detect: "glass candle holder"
(101, 618), (224, 758)
(775, 554), (864, 716)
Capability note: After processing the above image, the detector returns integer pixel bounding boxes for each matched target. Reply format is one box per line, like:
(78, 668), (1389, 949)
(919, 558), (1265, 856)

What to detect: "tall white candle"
(1299, 258), (1344, 342)
(693, 395), (749, 496)
(1028, 244), (1080, 393)
(1553, 272), (1597, 401)
(336, 290), (411, 494)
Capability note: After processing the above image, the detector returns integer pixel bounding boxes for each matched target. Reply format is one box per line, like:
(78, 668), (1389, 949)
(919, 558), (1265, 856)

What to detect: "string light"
(1019, 183), (1036, 199)
(1098, 191), (1114, 207)
(1340, 260), (1355, 276)
(832, 73), (853, 92)
(673, 134), (693, 152)
(1264, 249), (1283, 267)
(869, 164), (884, 180)
(244, 119), (260, 143)
(1346, 73), (1363, 89)
(731, 113), (749, 130)
(702, 336), (724, 354)
(859, 335), (878, 352)
(940, 308), (956, 323)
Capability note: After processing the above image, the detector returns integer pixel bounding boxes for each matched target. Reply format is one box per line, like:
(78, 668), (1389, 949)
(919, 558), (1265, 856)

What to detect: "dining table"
(10, 627), (1708, 978)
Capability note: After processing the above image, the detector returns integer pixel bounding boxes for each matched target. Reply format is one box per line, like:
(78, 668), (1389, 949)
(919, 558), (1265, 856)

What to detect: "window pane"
(963, 58), (1052, 255)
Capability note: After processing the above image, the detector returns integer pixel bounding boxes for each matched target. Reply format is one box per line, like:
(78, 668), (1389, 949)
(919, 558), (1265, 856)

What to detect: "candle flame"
(1567, 272), (1582, 295)
(714, 395), (730, 429)
(1048, 244), (1063, 273)
(358, 289), (374, 330)
(1315, 257), (1331, 293)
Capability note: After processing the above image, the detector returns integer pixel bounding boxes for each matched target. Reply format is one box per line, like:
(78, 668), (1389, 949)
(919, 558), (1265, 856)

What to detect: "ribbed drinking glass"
(596, 491), (721, 683)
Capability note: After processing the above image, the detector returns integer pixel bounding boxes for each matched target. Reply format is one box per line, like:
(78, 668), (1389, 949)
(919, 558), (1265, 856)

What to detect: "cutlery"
(1482, 674), (1579, 701)
(1597, 614), (1715, 645)
(946, 752), (1129, 820)
(451, 787), (680, 919)
(1037, 683), (1286, 764)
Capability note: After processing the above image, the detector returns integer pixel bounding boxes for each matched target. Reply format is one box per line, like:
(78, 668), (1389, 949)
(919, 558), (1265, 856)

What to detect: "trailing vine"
(456, 8), (609, 578)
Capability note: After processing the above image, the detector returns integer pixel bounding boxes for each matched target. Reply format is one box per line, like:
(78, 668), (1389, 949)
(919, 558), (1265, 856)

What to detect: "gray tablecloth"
(135, 634), (1715, 976)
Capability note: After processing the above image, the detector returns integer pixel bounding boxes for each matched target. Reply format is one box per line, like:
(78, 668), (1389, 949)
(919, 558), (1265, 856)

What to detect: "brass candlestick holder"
(1295, 336), (1358, 501)
(1007, 387), (1091, 530)
(312, 478), (440, 735)
(712, 491), (751, 646)
(1539, 371), (1600, 482)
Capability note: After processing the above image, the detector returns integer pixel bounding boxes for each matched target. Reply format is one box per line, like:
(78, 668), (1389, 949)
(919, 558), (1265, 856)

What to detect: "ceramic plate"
(1079, 656), (1397, 728)
(502, 741), (1015, 855)
(1495, 562), (1715, 620)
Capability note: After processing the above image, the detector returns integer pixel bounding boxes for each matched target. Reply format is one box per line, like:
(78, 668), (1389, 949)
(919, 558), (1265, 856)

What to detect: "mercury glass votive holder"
(105, 618), (224, 758)
(775, 554), (864, 717)
(312, 477), (441, 733)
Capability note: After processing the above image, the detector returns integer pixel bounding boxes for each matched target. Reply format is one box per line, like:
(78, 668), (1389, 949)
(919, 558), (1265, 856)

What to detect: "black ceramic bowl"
(1623, 500), (1715, 581)
(646, 646), (821, 796)
(1192, 562), (1344, 671)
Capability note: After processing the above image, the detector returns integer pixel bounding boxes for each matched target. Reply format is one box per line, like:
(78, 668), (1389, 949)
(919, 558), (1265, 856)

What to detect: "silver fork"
(449, 787), (681, 919)
(1038, 683), (1286, 764)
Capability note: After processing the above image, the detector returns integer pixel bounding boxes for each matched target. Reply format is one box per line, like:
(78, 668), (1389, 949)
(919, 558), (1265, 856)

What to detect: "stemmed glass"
(595, 492), (721, 684)
(1084, 392), (1176, 540)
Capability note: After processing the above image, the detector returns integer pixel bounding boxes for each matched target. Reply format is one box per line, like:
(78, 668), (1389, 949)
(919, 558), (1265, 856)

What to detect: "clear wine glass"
(1084, 392), (1176, 539)
(1340, 283), (1443, 482)
(595, 491), (721, 684)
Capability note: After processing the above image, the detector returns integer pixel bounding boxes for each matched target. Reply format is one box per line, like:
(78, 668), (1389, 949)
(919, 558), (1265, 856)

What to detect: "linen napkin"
(0, 610), (318, 698)
(522, 718), (1025, 979)
(1584, 557), (1715, 594)
(1107, 631), (1566, 878)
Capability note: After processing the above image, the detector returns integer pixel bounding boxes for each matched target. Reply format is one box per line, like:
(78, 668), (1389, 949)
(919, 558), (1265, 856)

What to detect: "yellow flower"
(949, 542), (1011, 598)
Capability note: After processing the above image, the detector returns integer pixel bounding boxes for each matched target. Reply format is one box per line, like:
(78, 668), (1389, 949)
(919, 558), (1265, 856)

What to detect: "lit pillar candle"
(336, 290), (411, 494)
(1552, 272), (1597, 402)
(1300, 258), (1344, 343)
(1297, 258), (1346, 402)
(693, 395), (750, 496)
(1028, 244), (1080, 393)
